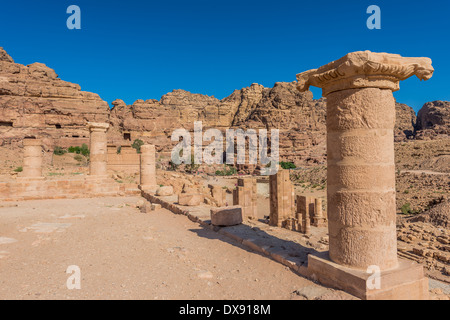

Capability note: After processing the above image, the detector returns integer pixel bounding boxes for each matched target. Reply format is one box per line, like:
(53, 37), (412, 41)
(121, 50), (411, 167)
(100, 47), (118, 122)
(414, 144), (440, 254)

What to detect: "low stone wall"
(107, 145), (140, 175)
(0, 176), (139, 201)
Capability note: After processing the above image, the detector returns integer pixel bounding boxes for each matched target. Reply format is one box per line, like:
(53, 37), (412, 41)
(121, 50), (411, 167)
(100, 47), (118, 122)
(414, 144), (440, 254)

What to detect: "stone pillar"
(269, 169), (294, 227)
(22, 138), (43, 178)
(140, 144), (157, 192)
(297, 51), (433, 300)
(233, 178), (257, 220)
(88, 123), (109, 176)
(312, 198), (326, 227)
(209, 184), (226, 207)
(297, 195), (314, 233)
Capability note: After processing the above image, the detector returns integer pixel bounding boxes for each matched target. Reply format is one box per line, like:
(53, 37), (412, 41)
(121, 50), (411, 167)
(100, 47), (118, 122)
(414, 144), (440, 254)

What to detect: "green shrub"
(74, 154), (83, 162)
(68, 146), (80, 154)
(215, 165), (237, 176)
(280, 161), (296, 170)
(14, 166), (23, 173)
(68, 144), (89, 156)
(53, 146), (67, 155)
(401, 203), (412, 215)
(80, 144), (89, 156)
(132, 139), (144, 154)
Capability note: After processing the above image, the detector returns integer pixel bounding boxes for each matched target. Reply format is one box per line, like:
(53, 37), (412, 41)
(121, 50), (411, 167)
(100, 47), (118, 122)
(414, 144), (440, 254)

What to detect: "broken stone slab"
(156, 186), (174, 196)
(210, 206), (243, 227)
(178, 193), (204, 206)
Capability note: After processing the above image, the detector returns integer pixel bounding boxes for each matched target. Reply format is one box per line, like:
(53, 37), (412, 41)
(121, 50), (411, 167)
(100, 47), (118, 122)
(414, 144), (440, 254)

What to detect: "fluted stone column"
(22, 138), (43, 178)
(88, 123), (109, 176)
(140, 144), (157, 192)
(296, 51), (433, 299)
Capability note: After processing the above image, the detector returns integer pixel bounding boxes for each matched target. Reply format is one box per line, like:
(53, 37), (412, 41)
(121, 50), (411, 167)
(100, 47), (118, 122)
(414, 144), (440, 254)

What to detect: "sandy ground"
(0, 196), (352, 300)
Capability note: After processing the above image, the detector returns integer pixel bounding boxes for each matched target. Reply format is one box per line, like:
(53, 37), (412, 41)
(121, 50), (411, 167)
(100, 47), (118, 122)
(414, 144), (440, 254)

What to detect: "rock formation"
(416, 101), (450, 139)
(0, 47), (445, 167)
(0, 47), (110, 150)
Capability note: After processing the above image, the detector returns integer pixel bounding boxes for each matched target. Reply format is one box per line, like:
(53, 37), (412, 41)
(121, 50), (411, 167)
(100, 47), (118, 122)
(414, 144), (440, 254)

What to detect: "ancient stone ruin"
(0, 48), (447, 300)
(297, 51), (434, 299)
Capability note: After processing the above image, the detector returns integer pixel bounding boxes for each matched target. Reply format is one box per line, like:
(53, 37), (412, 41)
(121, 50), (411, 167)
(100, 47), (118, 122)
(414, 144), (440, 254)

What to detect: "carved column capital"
(297, 51), (434, 96)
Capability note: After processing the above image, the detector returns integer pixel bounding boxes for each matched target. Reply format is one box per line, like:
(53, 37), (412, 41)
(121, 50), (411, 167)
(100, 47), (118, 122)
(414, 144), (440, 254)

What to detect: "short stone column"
(297, 195), (314, 233)
(140, 144), (157, 192)
(233, 178), (257, 220)
(312, 198), (326, 227)
(88, 123), (109, 176)
(22, 138), (43, 178)
(297, 51), (433, 299)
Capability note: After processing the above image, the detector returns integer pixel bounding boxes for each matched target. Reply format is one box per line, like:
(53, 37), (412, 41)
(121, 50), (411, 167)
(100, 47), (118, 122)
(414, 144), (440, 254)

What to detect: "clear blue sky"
(1, 0), (448, 112)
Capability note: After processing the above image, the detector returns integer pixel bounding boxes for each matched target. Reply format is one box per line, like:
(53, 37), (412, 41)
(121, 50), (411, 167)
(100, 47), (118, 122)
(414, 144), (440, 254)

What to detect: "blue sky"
(0, 0), (448, 112)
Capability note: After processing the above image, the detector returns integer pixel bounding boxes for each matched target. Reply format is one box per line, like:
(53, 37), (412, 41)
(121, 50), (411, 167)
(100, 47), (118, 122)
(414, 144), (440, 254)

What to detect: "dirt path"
(400, 170), (449, 176)
(0, 196), (352, 300)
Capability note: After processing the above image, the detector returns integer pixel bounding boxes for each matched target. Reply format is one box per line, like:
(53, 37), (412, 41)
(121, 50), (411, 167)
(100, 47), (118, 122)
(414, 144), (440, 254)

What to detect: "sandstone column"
(140, 144), (157, 192)
(88, 123), (109, 176)
(269, 169), (294, 227)
(312, 198), (326, 227)
(233, 178), (257, 220)
(296, 51), (433, 299)
(22, 138), (43, 178)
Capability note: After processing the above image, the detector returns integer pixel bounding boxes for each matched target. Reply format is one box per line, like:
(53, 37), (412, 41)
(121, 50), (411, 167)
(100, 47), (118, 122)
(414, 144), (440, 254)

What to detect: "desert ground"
(0, 196), (355, 300)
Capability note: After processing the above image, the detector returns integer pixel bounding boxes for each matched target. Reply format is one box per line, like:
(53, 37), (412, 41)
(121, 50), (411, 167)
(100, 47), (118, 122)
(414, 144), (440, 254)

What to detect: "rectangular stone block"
(211, 206), (243, 227)
(308, 253), (429, 300)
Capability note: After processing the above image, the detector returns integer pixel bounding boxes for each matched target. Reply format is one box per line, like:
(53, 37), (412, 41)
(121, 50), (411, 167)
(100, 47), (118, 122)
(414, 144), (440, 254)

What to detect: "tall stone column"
(140, 144), (157, 192)
(22, 138), (43, 178)
(88, 123), (109, 176)
(297, 51), (433, 299)
(269, 169), (294, 227)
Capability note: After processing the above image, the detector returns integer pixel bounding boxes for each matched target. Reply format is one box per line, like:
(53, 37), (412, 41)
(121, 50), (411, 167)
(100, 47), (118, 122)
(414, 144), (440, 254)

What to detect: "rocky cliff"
(0, 47), (445, 166)
(416, 100), (450, 140)
(0, 47), (109, 150)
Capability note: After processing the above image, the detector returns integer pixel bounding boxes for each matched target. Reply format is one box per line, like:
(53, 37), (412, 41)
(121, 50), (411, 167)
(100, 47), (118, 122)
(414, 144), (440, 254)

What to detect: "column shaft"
(140, 144), (157, 190)
(22, 139), (43, 178)
(88, 123), (109, 176)
(327, 87), (398, 270)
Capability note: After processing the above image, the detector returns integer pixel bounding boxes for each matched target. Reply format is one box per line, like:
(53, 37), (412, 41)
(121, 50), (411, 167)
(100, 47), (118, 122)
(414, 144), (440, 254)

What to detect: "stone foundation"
(0, 176), (139, 201)
(107, 145), (140, 174)
(308, 253), (429, 300)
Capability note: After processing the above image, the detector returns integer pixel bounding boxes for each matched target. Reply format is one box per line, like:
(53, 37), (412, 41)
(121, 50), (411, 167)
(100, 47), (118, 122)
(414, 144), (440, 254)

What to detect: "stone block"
(151, 203), (162, 211)
(307, 253), (429, 300)
(210, 206), (243, 227)
(156, 186), (174, 196)
(178, 193), (203, 206)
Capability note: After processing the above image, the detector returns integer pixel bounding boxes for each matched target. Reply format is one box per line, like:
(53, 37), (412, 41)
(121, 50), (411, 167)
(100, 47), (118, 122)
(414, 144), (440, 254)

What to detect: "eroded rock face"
(0, 48), (427, 164)
(395, 102), (417, 141)
(416, 101), (450, 139)
(109, 81), (419, 166)
(0, 48), (110, 150)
